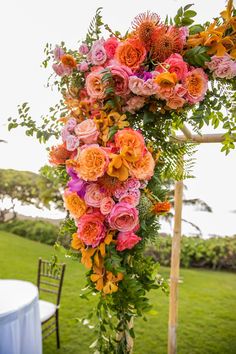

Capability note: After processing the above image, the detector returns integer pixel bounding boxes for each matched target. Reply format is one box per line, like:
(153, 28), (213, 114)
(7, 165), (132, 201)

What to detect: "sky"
(0, 0), (236, 237)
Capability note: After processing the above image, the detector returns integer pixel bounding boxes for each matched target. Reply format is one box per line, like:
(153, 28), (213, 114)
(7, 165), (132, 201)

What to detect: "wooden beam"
(171, 125), (236, 144)
(168, 179), (184, 354)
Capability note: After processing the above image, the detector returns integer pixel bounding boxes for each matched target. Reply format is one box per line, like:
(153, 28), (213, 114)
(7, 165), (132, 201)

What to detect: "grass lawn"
(0, 231), (236, 354)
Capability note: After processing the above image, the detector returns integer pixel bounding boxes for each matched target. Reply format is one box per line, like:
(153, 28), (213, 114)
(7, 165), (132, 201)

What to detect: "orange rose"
(115, 38), (146, 70)
(63, 190), (87, 219)
(75, 145), (108, 181)
(61, 54), (77, 68)
(115, 128), (145, 162)
(129, 151), (155, 180)
(155, 72), (178, 88)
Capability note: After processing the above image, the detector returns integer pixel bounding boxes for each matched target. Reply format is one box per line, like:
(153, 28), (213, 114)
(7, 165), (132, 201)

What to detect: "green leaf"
(143, 110), (156, 125)
(184, 10), (197, 18)
(184, 4), (194, 11)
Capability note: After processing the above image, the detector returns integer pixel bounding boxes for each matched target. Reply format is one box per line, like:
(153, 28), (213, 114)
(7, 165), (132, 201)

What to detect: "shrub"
(0, 219), (59, 245)
(146, 235), (236, 270)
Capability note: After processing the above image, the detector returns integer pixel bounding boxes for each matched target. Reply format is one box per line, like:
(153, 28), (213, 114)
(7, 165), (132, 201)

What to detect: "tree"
(0, 169), (63, 222)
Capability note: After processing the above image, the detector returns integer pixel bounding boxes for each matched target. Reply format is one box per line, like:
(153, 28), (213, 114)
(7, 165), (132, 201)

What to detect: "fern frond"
(86, 7), (103, 45)
(160, 142), (197, 181)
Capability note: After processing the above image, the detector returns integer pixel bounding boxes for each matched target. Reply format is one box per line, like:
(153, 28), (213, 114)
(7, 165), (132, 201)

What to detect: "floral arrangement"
(8, 1), (236, 352)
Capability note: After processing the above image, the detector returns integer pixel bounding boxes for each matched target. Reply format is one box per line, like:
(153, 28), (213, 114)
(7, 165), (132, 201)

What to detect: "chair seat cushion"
(39, 300), (57, 323)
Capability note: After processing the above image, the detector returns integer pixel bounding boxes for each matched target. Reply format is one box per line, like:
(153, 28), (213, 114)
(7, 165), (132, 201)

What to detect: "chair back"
(37, 258), (66, 307)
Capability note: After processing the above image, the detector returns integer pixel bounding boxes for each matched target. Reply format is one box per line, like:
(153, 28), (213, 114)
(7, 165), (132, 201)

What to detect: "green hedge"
(146, 235), (236, 270)
(0, 219), (59, 245)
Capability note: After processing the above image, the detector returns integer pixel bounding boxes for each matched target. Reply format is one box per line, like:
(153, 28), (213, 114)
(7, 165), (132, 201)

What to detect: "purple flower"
(53, 45), (65, 61)
(88, 39), (107, 65)
(79, 43), (89, 55)
(68, 176), (87, 198)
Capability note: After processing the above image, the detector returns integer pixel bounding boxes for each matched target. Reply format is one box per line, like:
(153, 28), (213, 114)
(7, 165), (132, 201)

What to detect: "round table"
(0, 280), (42, 354)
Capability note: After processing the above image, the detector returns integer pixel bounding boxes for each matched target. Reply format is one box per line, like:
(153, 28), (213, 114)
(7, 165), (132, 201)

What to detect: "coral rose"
(100, 197), (115, 215)
(116, 231), (141, 251)
(115, 128), (145, 162)
(63, 190), (87, 219)
(75, 145), (108, 181)
(161, 54), (188, 81)
(115, 38), (146, 71)
(77, 211), (105, 247)
(86, 71), (107, 99)
(49, 143), (72, 165)
(184, 68), (208, 104)
(84, 183), (107, 208)
(108, 202), (139, 232)
(104, 37), (119, 59)
(75, 119), (99, 144)
(129, 151), (155, 180)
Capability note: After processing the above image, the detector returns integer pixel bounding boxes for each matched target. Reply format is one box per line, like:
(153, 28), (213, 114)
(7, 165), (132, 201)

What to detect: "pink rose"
(141, 79), (158, 96)
(53, 46), (65, 61)
(108, 65), (132, 96)
(128, 76), (144, 95)
(100, 197), (115, 215)
(86, 71), (107, 99)
(104, 37), (119, 59)
(66, 135), (80, 151)
(163, 54), (188, 81)
(75, 119), (99, 144)
(166, 94), (186, 109)
(77, 211), (105, 247)
(212, 58), (236, 79)
(84, 183), (106, 208)
(116, 231), (141, 251)
(108, 202), (139, 232)
(78, 61), (89, 72)
(156, 86), (174, 100)
(79, 43), (89, 55)
(89, 39), (107, 66)
(174, 84), (187, 97)
(52, 63), (72, 77)
(119, 190), (140, 207)
(124, 96), (146, 114)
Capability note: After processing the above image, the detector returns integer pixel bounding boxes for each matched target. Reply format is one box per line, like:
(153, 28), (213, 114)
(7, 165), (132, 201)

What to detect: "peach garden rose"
(108, 202), (139, 232)
(75, 119), (99, 144)
(75, 145), (109, 181)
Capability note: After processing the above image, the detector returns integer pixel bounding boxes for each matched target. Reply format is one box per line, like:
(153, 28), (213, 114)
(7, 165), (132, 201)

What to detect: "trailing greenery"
(146, 235), (236, 270)
(0, 219), (59, 245)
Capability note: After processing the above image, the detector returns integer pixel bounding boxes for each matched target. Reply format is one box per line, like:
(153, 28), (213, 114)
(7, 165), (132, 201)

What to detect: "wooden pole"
(168, 179), (184, 354)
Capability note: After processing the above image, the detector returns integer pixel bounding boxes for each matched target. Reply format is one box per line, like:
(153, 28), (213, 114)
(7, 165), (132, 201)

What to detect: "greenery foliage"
(1, 232), (236, 354)
(146, 235), (236, 270)
(0, 219), (59, 245)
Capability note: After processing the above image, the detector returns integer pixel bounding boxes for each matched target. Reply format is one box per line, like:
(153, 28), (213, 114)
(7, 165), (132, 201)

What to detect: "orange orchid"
(107, 111), (129, 129)
(107, 154), (129, 181)
(71, 233), (85, 250)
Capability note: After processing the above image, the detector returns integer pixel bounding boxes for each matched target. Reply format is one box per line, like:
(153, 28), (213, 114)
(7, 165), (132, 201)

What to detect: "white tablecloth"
(0, 280), (42, 354)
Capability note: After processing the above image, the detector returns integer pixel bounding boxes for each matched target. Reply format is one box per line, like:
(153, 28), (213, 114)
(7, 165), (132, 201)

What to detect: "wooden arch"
(168, 125), (236, 354)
